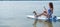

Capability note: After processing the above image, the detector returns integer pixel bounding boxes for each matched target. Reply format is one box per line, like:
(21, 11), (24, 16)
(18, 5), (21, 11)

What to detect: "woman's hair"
(49, 2), (53, 9)
(49, 2), (53, 13)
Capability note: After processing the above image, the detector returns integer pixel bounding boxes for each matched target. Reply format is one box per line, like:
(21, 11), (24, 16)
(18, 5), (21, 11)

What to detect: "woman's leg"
(37, 12), (47, 17)
(33, 10), (47, 17)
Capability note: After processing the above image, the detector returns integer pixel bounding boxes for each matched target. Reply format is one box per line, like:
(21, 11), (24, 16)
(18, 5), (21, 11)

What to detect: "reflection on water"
(33, 21), (60, 27)
(33, 20), (53, 27)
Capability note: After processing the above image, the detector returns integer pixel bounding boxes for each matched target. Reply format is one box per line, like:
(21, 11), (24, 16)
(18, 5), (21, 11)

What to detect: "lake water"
(0, 1), (60, 27)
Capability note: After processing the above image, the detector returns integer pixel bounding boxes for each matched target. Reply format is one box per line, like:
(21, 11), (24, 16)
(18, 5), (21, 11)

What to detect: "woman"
(33, 2), (53, 27)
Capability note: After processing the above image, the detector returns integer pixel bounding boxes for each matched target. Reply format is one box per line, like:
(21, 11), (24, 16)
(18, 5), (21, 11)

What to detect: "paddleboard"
(27, 15), (60, 20)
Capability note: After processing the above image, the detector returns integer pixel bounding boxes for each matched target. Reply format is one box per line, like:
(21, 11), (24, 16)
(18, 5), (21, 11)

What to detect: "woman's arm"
(44, 6), (47, 13)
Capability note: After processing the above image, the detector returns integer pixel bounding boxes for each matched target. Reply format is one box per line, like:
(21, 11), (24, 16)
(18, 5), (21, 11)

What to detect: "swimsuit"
(47, 8), (53, 22)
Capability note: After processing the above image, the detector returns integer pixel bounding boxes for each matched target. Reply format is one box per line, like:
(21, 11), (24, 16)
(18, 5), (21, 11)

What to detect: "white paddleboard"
(27, 15), (60, 20)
